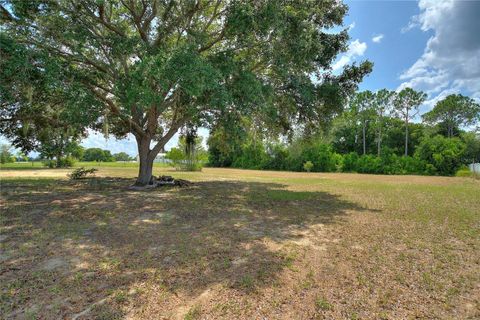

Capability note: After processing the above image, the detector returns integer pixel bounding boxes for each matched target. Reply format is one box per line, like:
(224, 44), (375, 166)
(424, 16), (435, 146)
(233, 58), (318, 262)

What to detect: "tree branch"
(120, 0), (149, 43)
(199, 28), (226, 52)
(81, 3), (125, 37)
(150, 117), (186, 155)
(90, 88), (146, 138)
(19, 38), (114, 78)
(0, 4), (15, 21)
(202, 0), (223, 33)
(142, 0), (158, 36)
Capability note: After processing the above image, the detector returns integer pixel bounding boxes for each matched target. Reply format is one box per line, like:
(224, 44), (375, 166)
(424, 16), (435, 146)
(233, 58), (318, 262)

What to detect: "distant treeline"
(207, 92), (480, 176)
(42, 148), (135, 168)
(0, 145), (135, 167)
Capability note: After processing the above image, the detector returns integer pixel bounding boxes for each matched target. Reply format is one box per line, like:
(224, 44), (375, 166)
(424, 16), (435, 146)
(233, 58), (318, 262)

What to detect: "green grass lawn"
(1, 165), (479, 319)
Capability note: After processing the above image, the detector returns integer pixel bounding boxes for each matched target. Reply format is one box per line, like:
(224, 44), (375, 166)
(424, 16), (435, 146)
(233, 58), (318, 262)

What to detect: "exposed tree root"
(129, 175), (193, 190)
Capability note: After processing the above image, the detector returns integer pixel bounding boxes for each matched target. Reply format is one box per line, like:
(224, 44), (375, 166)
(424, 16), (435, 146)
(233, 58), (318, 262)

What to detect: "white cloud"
(348, 22), (356, 30)
(399, 0), (480, 112)
(372, 34), (384, 43)
(332, 39), (367, 71)
(349, 39), (368, 56)
(401, 14), (420, 33)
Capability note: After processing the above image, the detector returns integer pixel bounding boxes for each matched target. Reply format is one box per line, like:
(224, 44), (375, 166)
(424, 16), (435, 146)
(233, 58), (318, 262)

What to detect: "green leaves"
(167, 48), (220, 97)
(415, 135), (466, 175)
(422, 94), (480, 134)
(1, 0), (374, 184)
(117, 46), (224, 112)
(393, 87), (427, 118)
(226, 2), (256, 36)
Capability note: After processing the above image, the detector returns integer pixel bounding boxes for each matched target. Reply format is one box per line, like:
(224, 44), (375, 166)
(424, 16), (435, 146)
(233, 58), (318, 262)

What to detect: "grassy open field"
(1, 164), (479, 319)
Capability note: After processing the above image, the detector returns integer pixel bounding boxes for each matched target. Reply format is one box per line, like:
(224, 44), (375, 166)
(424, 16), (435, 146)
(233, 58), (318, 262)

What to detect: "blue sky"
(342, 0), (480, 110)
(344, 0), (432, 92)
(3, 0), (480, 156)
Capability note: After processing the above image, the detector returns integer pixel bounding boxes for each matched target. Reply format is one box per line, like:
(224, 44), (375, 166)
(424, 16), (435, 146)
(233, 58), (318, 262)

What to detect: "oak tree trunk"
(136, 154), (155, 186)
(135, 136), (157, 186)
(56, 151), (63, 168)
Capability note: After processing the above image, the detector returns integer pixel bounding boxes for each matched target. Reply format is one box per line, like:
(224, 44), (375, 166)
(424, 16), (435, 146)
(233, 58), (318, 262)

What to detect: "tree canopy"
(113, 151), (133, 162)
(422, 94), (480, 138)
(349, 90), (375, 155)
(83, 148), (115, 162)
(1, 0), (372, 185)
(393, 88), (427, 156)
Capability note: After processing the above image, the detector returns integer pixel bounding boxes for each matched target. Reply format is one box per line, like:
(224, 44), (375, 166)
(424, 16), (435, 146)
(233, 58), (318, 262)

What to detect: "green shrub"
(203, 131), (470, 177)
(338, 151), (427, 175)
(460, 132), (480, 164)
(263, 143), (289, 170)
(68, 167), (98, 179)
(303, 161), (314, 172)
(307, 143), (337, 172)
(0, 145), (15, 164)
(232, 141), (268, 169)
(456, 167), (480, 179)
(43, 159), (56, 168)
(342, 152), (359, 172)
(398, 156), (426, 174)
(58, 156), (76, 168)
(333, 153), (343, 172)
(381, 152), (426, 175)
(378, 152), (398, 174)
(42, 156), (76, 168)
(180, 161), (203, 171)
(165, 147), (184, 169)
(415, 135), (466, 175)
(355, 155), (382, 174)
(286, 142), (337, 172)
(456, 167), (472, 177)
(166, 146), (207, 172)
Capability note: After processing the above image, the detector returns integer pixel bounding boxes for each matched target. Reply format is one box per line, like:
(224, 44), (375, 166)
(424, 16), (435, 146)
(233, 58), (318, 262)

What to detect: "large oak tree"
(1, 0), (371, 185)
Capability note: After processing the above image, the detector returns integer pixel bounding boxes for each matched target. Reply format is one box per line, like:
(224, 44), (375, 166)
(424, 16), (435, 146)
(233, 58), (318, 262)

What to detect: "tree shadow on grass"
(1, 178), (373, 319)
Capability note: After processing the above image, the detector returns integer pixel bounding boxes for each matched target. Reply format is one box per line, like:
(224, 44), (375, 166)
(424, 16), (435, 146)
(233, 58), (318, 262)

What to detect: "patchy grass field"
(1, 165), (479, 319)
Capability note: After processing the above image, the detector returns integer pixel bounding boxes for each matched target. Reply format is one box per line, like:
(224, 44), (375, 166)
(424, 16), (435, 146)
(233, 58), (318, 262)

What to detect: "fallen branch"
(156, 175), (193, 187)
(128, 176), (193, 190)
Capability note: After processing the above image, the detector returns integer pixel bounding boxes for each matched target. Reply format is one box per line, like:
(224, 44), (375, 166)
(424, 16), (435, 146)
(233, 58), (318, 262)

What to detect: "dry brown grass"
(1, 167), (479, 319)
